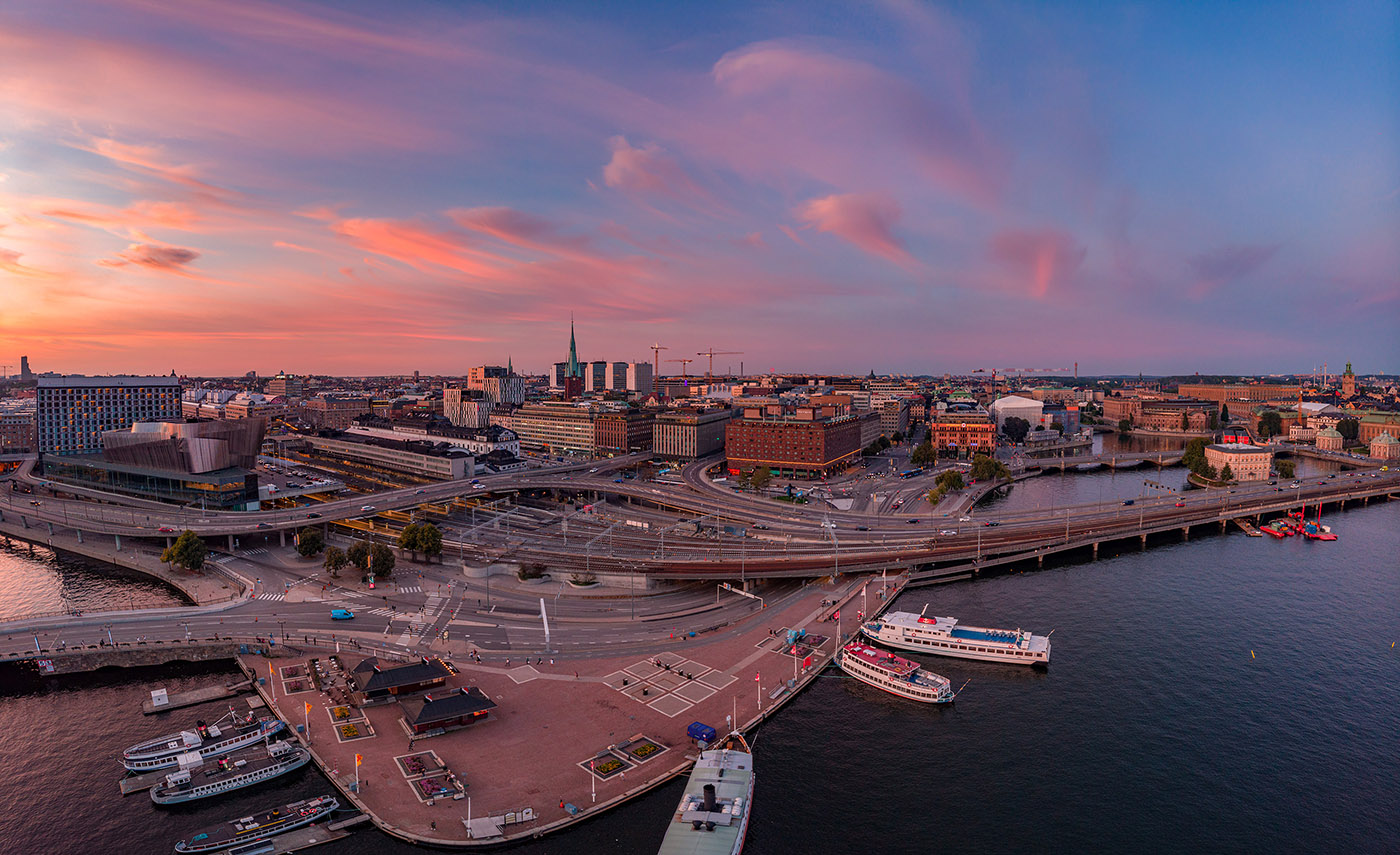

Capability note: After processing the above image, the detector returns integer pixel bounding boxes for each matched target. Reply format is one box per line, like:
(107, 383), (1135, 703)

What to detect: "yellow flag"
(304, 702), (312, 714)
(355, 753), (363, 767)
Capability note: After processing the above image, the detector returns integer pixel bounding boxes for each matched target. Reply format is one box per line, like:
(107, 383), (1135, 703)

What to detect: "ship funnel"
(702, 784), (716, 812)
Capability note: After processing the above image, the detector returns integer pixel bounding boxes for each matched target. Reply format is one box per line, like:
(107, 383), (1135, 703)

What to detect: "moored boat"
(151, 740), (310, 805)
(837, 642), (954, 703)
(174, 795), (338, 853)
(124, 708), (285, 771)
(862, 606), (1050, 665)
(657, 732), (753, 855)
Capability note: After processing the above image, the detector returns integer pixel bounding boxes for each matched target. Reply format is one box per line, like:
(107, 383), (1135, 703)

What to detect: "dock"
(119, 769), (167, 795)
(1232, 518), (1263, 537)
(143, 679), (254, 714)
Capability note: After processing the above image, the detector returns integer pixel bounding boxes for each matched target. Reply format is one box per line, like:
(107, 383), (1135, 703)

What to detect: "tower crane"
(973, 367), (1071, 382)
(648, 343), (669, 389)
(664, 358), (695, 380)
(697, 349), (744, 382)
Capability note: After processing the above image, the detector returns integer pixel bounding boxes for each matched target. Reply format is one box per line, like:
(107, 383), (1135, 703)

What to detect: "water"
(0, 503), (1396, 854)
(0, 539), (188, 622)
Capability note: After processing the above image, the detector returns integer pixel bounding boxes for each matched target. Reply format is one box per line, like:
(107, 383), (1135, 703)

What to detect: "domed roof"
(1372, 431), (1399, 445)
(1316, 427), (1343, 438)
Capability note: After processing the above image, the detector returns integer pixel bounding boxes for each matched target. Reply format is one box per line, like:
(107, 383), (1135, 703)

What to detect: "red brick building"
(725, 410), (864, 478)
(593, 410), (654, 455)
(928, 414), (996, 456)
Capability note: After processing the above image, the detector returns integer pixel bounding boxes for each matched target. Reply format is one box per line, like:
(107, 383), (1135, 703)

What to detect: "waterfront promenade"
(241, 572), (896, 846)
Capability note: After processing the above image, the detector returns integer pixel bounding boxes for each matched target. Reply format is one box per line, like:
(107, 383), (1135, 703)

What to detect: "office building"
(468, 365), (507, 391)
(653, 409), (733, 460)
(493, 402), (598, 454)
(928, 411), (996, 456)
(19, 356), (32, 382)
(36, 375), (181, 456)
(1177, 383), (1300, 404)
(725, 408), (866, 479)
(482, 375), (525, 406)
(1204, 443), (1273, 481)
(349, 415), (521, 457)
(266, 372), (304, 398)
(585, 360), (609, 393)
(0, 409), (35, 454)
(594, 410), (654, 454)
(301, 394), (373, 430)
(444, 387), (492, 427)
(300, 432), (475, 480)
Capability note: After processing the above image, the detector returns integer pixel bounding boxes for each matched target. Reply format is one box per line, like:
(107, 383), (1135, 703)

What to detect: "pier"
(142, 679), (254, 713)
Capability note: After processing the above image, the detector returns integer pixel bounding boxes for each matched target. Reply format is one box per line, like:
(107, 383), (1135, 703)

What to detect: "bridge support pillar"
(1220, 519), (1226, 533)
(1182, 527), (1189, 540)
(47, 522), (53, 536)
(1092, 541), (1099, 559)
(76, 529), (83, 544)
(20, 514), (27, 529)
(279, 529), (287, 548)
(1139, 534), (1146, 549)
(114, 534), (121, 551)
(165, 536), (173, 549)
(228, 534), (235, 552)
(1037, 554), (1043, 568)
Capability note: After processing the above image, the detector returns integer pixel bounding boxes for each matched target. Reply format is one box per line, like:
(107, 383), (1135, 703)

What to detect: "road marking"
(256, 592), (284, 601)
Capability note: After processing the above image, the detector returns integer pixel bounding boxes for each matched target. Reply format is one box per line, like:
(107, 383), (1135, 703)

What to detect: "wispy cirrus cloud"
(989, 229), (1087, 298)
(96, 242), (201, 271)
(793, 192), (917, 269)
(1186, 243), (1280, 299)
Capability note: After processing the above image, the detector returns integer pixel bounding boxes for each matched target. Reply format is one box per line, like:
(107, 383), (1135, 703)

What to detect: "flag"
(802, 654), (813, 670)
(355, 753), (362, 768)
(833, 609), (840, 620)
(304, 702), (312, 715)
(754, 672), (760, 682)
(790, 644), (798, 655)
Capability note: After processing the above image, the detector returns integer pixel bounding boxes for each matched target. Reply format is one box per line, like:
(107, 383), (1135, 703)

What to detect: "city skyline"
(2, 0), (1396, 376)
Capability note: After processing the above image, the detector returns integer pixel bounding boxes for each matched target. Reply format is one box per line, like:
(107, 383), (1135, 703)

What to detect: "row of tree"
(322, 540), (396, 578)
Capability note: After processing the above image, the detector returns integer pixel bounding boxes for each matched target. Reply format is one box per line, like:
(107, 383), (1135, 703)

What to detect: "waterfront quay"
(240, 573), (897, 846)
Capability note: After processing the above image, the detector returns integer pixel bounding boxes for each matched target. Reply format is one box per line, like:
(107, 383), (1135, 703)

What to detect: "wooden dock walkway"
(1232, 518), (1262, 537)
(118, 769), (166, 795)
(143, 680), (254, 714)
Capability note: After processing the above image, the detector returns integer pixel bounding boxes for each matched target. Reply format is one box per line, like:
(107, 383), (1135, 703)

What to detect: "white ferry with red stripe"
(862, 606), (1051, 666)
(836, 642), (955, 703)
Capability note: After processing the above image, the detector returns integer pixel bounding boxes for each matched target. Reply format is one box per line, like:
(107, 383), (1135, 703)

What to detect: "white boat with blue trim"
(837, 641), (955, 703)
(862, 606), (1051, 666)
(123, 708), (285, 771)
(656, 732), (753, 855)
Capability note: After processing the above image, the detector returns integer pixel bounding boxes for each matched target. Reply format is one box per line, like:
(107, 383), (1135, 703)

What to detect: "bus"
(900, 469), (922, 479)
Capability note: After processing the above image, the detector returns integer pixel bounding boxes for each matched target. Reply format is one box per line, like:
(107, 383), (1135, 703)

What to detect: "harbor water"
(0, 538), (188, 622)
(0, 502), (1395, 854)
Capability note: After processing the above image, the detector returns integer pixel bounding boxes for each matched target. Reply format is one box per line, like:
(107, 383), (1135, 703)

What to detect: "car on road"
(958, 516), (971, 522)
(1175, 502), (1186, 508)
(589, 468), (598, 473)
(939, 529), (957, 535)
(415, 489), (426, 494)
(614, 478), (624, 483)
(984, 520), (1000, 527)
(1122, 499), (1135, 506)
(907, 518), (920, 524)
(753, 524), (769, 530)
(29, 500), (41, 506)
(306, 512), (322, 519)
(256, 522), (271, 529)
(360, 505), (376, 512)
(856, 525), (870, 531)
(158, 526), (176, 533)
(331, 609), (355, 620)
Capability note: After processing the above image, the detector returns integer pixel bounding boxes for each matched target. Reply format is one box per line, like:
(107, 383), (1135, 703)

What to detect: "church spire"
(566, 314), (580, 378)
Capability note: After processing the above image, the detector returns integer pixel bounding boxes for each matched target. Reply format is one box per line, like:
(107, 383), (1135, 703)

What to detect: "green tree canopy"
(397, 523), (422, 558)
(1002, 417), (1030, 443)
(970, 454), (1011, 482)
(296, 526), (323, 558)
(322, 545), (348, 577)
(1275, 459), (1295, 479)
(750, 468), (773, 491)
(891, 430), (904, 443)
(1220, 403), (1230, 422)
(1258, 411), (1283, 438)
(1118, 418), (1133, 434)
(417, 523), (443, 560)
(347, 540), (371, 572)
(935, 470), (965, 491)
(1182, 437), (1209, 472)
(161, 530), (207, 572)
(910, 441), (936, 468)
(1219, 462), (1234, 483)
(370, 543), (395, 578)
(1336, 419), (1359, 442)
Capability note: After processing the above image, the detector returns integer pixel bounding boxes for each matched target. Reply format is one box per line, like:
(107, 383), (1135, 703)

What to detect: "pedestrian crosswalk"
(243, 548), (269, 556)
(255, 592), (284, 601)
(396, 585), (421, 594)
(367, 607), (397, 618)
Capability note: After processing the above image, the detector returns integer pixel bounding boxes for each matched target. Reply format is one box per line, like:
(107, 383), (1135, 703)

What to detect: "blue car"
(331, 609), (355, 620)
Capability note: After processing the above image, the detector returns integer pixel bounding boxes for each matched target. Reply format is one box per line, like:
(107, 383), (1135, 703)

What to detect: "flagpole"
(591, 760), (596, 802)
(756, 672), (761, 712)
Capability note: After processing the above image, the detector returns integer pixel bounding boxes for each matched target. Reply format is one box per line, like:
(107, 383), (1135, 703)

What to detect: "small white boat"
(862, 606), (1051, 665)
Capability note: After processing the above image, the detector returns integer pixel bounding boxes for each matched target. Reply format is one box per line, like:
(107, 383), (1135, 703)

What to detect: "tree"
(1337, 419), (1359, 443)
(370, 543), (395, 578)
(1258, 411), (1283, 438)
(750, 468), (772, 492)
(161, 530), (207, 572)
(970, 454), (1011, 483)
(891, 430), (904, 443)
(1051, 422), (1065, 435)
(1276, 459), (1295, 479)
(417, 522), (443, 561)
(347, 540), (371, 573)
(1117, 418), (1133, 435)
(935, 470), (965, 491)
(1181, 413), (1190, 431)
(322, 546), (347, 578)
(1219, 462), (1234, 483)
(397, 523), (422, 560)
(1182, 437), (1209, 472)
(878, 435), (892, 451)
(296, 526), (323, 558)
(1220, 403), (1230, 422)
(1002, 416), (1030, 443)
(910, 441), (936, 468)
(1208, 411), (1220, 431)
(1200, 462), (1218, 481)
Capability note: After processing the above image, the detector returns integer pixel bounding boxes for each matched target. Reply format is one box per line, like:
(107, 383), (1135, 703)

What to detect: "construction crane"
(973, 367), (1072, 385)
(648, 343), (669, 389)
(664, 358), (695, 380)
(0, 365), (10, 381)
(697, 349), (744, 382)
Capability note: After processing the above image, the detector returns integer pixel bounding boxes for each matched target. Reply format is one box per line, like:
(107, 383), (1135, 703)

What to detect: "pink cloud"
(96, 242), (201, 271)
(600, 137), (721, 213)
(793, 192), (917, 269)
(989, 229), (1086, 297)
(0, 247), (55, 278)
(1186, 243), (1279, 299)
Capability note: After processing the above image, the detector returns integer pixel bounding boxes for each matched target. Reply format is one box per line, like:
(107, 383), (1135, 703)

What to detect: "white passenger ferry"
(836, 642), (954, 703)
(151, 741), (310, 805)
(123, 709), (285, 771)
(862, 606), (1051, 666)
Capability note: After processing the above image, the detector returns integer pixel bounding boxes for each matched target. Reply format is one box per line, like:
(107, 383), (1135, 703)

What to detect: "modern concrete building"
(468, 365), (507, 391)
(877, 397), (911, 437)
(266, 372), (303, 398)
(482, 375), (525, 406)
(594, 410), (654, 454)
(443, 387), (492, 428)
(652, 409), (734, 460)
(492, 402), (598, 454)
(36, 375), (181, 456)
(988, 395), (1043, 432)
(1204, 443), (1274, 481)
(300, 394), (373, 430)
(0, 408), (36, 454)
(348, 415), (520, 457)
(301, 432), (475, 480)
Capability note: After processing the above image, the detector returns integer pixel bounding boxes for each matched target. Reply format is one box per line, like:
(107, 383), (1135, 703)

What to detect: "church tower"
(1341, 362), (1355, 398)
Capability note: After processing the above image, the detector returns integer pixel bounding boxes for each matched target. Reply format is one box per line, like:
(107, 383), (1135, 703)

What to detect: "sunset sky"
(1, 0), (1396, 377)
